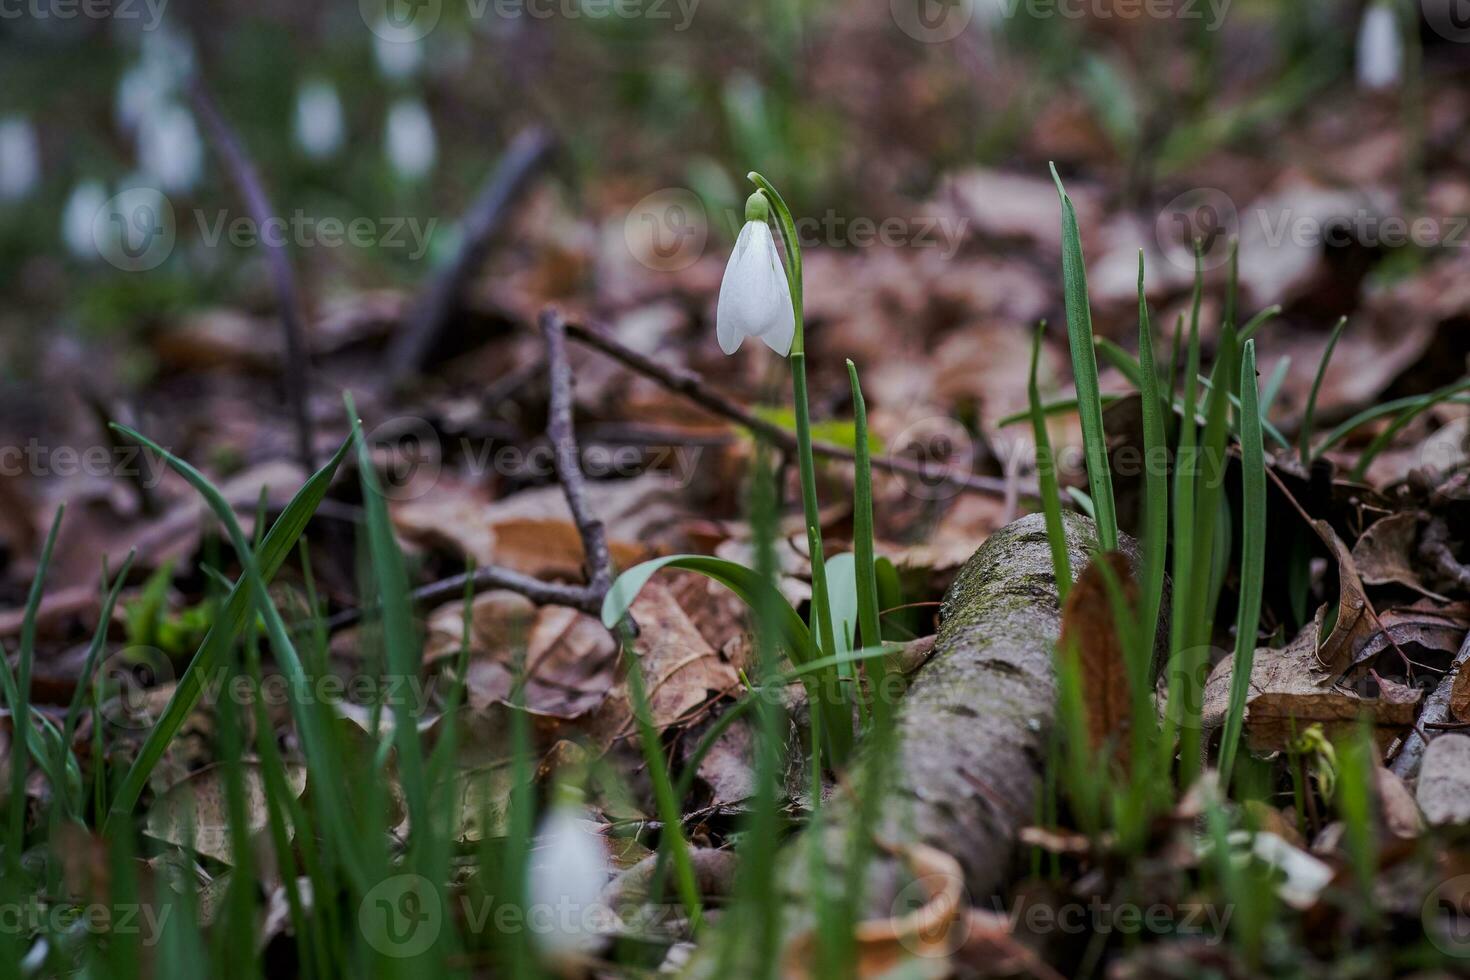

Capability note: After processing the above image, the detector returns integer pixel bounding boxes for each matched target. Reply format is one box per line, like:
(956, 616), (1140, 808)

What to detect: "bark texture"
(850, 510), (1105, 906)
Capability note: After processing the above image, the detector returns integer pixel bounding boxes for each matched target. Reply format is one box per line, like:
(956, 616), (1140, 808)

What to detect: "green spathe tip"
(744, 191), (770, 224)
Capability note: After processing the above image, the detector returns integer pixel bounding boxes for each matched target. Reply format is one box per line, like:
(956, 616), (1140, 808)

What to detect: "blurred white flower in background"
(61, 180), (108, 259)
(115, 26), (195, 132)
(374, 23), (424, 81)
(526, 803), (612, 963)
(385, 98), (436, 182)
(0, 117), (40, 202)
(137, 102), (203, 194)
(1356, 1), (1402, 91)
(294, 80), (345, 161)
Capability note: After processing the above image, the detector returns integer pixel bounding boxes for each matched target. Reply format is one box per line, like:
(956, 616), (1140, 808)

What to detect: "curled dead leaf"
(1058, 551), (1137, 762)
(782, 842), (969, 980)
(144, 761), (306, 866)
(1353, 512), (1449, 603)
(1202, 620), (1421, 753)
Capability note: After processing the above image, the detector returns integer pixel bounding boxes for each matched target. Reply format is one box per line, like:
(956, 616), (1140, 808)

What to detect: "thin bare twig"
(330, 306), (612, 630)
(1390, 629), (1470, 780)
(542, 308), (614, 594)
(562, 319), (1018, 499)
(188, 76), (315, 473)
(388, 126), (556, 383)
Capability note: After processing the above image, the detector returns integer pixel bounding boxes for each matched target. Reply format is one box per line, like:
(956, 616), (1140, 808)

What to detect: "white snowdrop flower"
(526, 804), (612, 962)
(61, 180), (108, 259)
(385, 98), (436, 183)
(0, 117), (40, 203)
(373, 23), (424, 81)
(1357, 1), (1403, 91)
(1251, 832), (1334, 909)
(115, 28), (194, 132)
(114, 64), (165, 133)
(716, 193), (794, 357)
(137, 102), (203, 193)
(294, 80), (345, 161)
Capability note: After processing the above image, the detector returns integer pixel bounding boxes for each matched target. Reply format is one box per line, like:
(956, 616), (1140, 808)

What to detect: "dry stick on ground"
(1391, 629), (1470, 779)
(387, 126), (557, 384)
(187, 77), (315, 473)
(561, 319), (1021, 499)
(328, 308), (611, 629)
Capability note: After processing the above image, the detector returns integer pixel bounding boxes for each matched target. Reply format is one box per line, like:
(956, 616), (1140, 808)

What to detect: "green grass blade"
(1312, 388), (1470, 461)
(1135, 253), (1168, 654)
(1219, 342), (1266, 783)
(846, 361), (884, 660)
(994, 393), (1128, 429)
(62, 553), (136, 747)
(102, 430), (355, 851)
(1236, 305), (1282, 343)
(1051, 163), (1118, 551)
(1260, 355), (1291, 417)
(348, 401), (430, 841)
(604, 555), (818, 663)
(1347, 377), (1470, 480)
(1162, 249), (1204, 782)
(1028, 320), (1072, 603)
(1300, 316), (1347, 467)
(3, 506), (63, 874)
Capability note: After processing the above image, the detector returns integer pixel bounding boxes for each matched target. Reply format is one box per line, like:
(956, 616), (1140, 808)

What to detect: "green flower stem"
(750, 170), (851, 765)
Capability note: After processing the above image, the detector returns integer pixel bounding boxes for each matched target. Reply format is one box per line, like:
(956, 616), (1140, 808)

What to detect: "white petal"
(294, 80), (344, 161)
(0, 118), (40, 203)
(1357, 3), (1401, 91)
(385, 99), (436, 182)
(526, 806), (612, 959)
(716, 222), (793, 356)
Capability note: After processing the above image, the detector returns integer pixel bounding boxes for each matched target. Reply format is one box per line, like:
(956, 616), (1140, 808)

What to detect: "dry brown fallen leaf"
(425, 592), (617, 721)
(1304, 518), (1377, 677)
(1373, 765), (1425, 840)
(1452, 656), (1470, 723)
(1058, 551), (1138, 763)
(391, 471), (679, 577)
(144, 761), (306, 866)
(1353, 512), (1450, 603)
(1416, 733), (1470, 826)
(589, 580), (741, 744)
(1202, 620), (1421, 753)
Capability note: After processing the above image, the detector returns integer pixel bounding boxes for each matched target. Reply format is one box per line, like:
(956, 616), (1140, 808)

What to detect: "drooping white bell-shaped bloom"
(716, 218), (794, 357)
(0, 117), (40, 202)
(1357, 1), (1402, 91)
(137, 102), (203, 194)
(294, 80), (345, 161)
(61, 180), (108, 259)
(385, 98), (436, 183)
(526, 803), (612, 962)
(373, 23), (424, 81)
